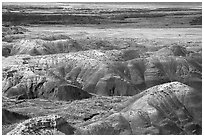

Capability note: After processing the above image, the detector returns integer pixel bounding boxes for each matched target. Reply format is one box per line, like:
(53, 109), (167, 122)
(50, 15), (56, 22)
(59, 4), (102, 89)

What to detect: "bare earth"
(2, 2), (202, 135)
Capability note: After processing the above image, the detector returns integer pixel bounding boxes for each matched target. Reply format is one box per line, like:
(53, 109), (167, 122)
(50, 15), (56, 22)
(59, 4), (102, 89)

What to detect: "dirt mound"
(2, 77), (13, 93)
(2, 71), (41, 100)
(74, 82), (201, 135)
(117, 82), (202, 134)
(2, 31), (72, 42)
(95, 74), (138, 96)
(190, 16), (202, 25)
(2, 25), (28, 37)
(39, 83), (92, 101)
(126, 58), (146, 89)
(2, 47), (12, 57)
(7, 115), (76, 135)
(144, 57), (169, 88)
(76, 37), (148, 51)
(144, 55), (202, 88)
(170, 45), (188, 57)
(76, 113), (132, 135)
(39, 33), (71, 41)
(155, 45), (188, 57)
(2, 42), (13, 57)
(10, 38), (83, 56)
(2, 108), (29, 125)
(2, 49), (201, 98)
(2, 82), (201, 135)
(120, 49), (143, 61)
(56, 84), (92, 101)
(154, 47), (173, 56)
(3, 70), (92, 101)
(3, 83), (37, 100)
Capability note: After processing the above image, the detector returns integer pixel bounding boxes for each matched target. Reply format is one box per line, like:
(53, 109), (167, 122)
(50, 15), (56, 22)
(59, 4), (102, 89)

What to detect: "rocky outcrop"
(7, 115), (76, 135)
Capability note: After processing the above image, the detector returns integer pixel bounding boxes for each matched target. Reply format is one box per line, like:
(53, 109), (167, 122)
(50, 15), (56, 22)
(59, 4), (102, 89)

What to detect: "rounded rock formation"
(7, 115), (76, 135)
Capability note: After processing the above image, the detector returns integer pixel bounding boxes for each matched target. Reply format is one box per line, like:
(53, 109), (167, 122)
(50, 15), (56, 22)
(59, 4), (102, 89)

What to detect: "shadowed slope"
(7, 115), (76, 135)
(2, 108), (29, 125)
(2, 48), (202, 98)
(4, 82), (202, 135)
(119, 82), (202, 135)
(76, 82), (201, 135)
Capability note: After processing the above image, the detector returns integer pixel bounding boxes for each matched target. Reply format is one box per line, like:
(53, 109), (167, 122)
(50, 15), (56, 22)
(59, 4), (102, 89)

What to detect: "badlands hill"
(3, 82), (201, 135)
(2, 42), (202, 99)
(2, 30), (202, 135)
(2, 2), (202, 135)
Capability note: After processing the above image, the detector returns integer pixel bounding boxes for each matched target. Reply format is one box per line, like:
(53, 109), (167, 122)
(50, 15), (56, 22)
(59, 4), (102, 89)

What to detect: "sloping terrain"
(2, 2), (202, 135)
(2, 46), (201, 100)
(2, 108), (29, 125)
(2, 35), (83, 56)
(4, 82), (202, 135)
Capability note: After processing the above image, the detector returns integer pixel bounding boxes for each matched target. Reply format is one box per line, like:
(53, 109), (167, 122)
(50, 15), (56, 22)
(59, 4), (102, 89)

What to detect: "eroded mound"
(2, 25), (28, 37)
(6, 82), (201, 135)
(2, 3), (202, 135)
(118, 82), (202, 134)
(10, 38), (83, 56)
(7, 115), (76, 135)
(2, 48), (202, 99)
(38, 84), (93, 101)
(2, 42), (13, 57)
(155, 45), (189, 57)
(76, 82), (202, 135)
